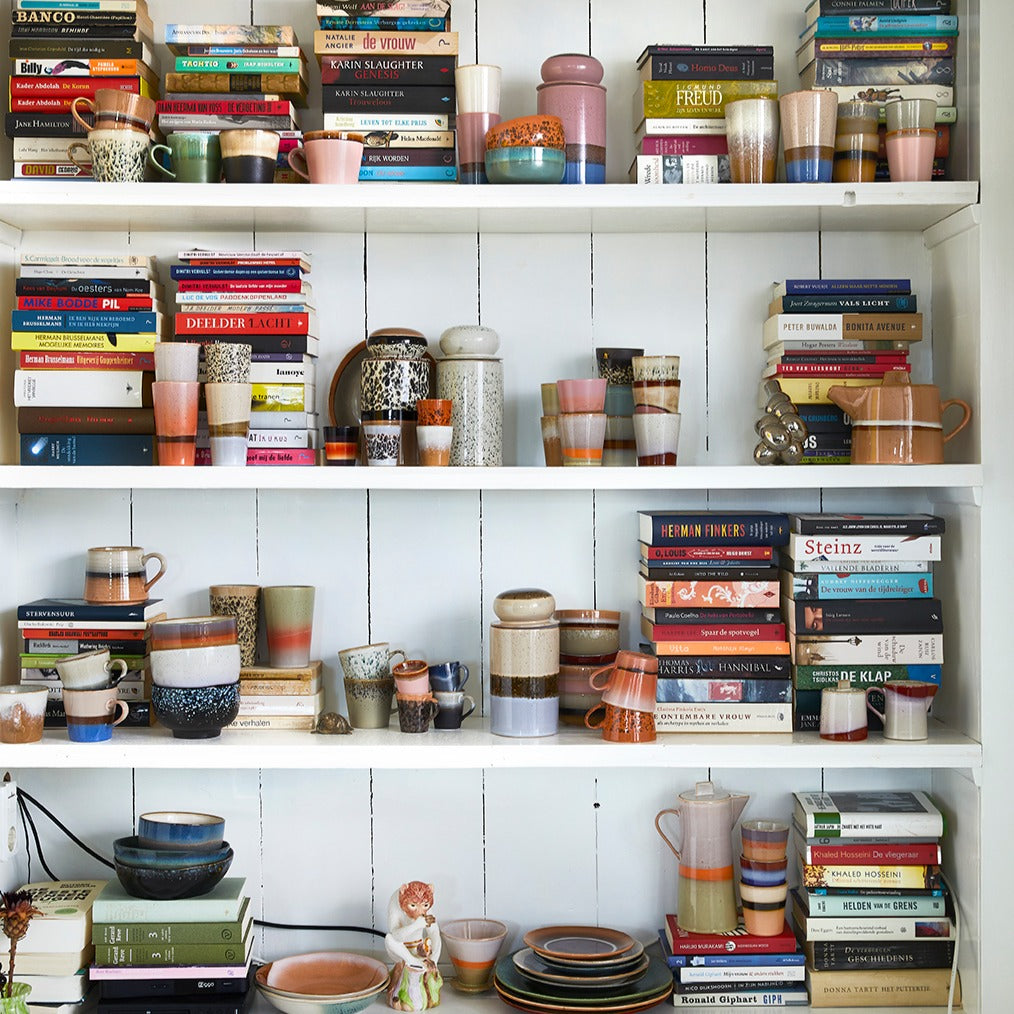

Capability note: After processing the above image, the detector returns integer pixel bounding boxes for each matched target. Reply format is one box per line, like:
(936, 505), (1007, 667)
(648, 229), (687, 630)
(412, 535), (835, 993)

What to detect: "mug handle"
(584, 702), (606, 730)
(654, 808), (683, 862)
(110, 699), (130, 728)
(588, 664), (612, 692)
(142, 551), (167, 593)
(105, 658), (129, 687)
(460, 694), (476, 720)
(70, 95), (95, 133)
(457, 663), (469, 689)
(866, 686), (887, 724)
(287, 147), (311, 181)
(426, 699), (440, 721)
(149, 143), (175, 179)
(941, 398), (972, 443)
(389, 650), (406, 670)
(67, 141), (91, 172)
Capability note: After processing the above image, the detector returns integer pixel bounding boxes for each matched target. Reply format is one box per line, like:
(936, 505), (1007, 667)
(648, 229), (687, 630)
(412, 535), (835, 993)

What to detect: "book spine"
(5, 112), (91, 135)
(16, 278), (155, 296)
(790, 514), (944, 535)
(9, 75), (141, 95)
(632, 154), (729, 184)
(164, 24), (295, 44)
(647, 623), (787, 641)
(17, 295), (154, 311)
(791, 632), (943, 665)
(641, 564), (780, 581)
(14, 369), (149, 408)
(766, 312), (923, 341)
(786, 556), (929, 573)
(20, 624), (146, 637)
(312, 30), (460, 56)
(675, 978), (802, 994)
(171, 265), (300, 280)
(666, 919), (795, 954)
(155, 99), (291, 115)
(238, 662), (321, 680)
(239, 678), (321, 695)
(358, 165), (456, 181)
(819, 82), (954, 111)
(361, 147), (456, 167)
(88, 961), (250, 979)
(640, 575), (780, 609)
(801, 840), (942, 865)
(655, 677), (792, 704)
(17, 407), (154, 434)
(195, 448), (316, 466)
(786, 598), (942, 633)
(164, 73), (303, 95)
(641, 53), (775, 80)
(671, 991), (808, 1007)
(678, 965), (805, 983)
(319, 54), (455, 85)
(321, 84), (455, 113)
(12, 332), (156, 352)
(237, 691), (322, 714)
(640, 512), (789, 547)
(638, 117), (727, 135)
(652, 640), (790, 657)
(175, 312), (309, 333)
(798, 863), (942, 892)
(655, 703), (790, 732)
(13, 161), (91, 178)
(808, 37), (957, 57)
(223, 713), (317, 730)
(19, 351), (154, 370)
(175, 334), (316, 355)
(20, 433), (154, 465)
(645, 607), (782, 623)
(174, 57), (302, 73)
(638, 135), (729, 156)
(12, 57), (149, 76)
(766, 361), (907, 377)
(13, 311), (159, 333)
(8, 38), (148, 58)
(93, 919), (248, 944)
(14, 0), (140, 9)
(26, 638), (145, 653)
(792, 663), (941, 689)
(811, 0), (952, 11)
(656, 655), (791, 678)
(176, 279), (303, 292)
(316, 0), (449, 13)
(788, 533), (940, 562)
(774, 294), (916, 313)
(637, 79), (779, 118)
(10, 22), (143, 38)
(805, 938), (955, 971)
(323, 111), (450, 130)
(805, 56), (954, 86)
(94, 942), (249, 965)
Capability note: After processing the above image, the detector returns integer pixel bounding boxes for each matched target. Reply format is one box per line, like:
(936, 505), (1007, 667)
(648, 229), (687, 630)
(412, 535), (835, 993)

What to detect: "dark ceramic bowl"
(114, 846), (234, 900)
(114, 834), (232, 868)
(137, 810), (225, 852)
(151, 681), (240, 739)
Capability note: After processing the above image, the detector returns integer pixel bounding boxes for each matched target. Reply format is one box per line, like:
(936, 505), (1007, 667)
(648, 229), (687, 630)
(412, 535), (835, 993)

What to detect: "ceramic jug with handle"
(655, 780), (749, 933)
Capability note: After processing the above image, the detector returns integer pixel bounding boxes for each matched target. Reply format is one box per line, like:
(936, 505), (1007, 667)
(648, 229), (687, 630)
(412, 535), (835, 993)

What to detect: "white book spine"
(788, 533), (940, 562)
(236, 690), (323, 715)
(14, 369), (146, 408)
(679, 966), (807, 983)
(655, 702), (790, 733)
(791, 632), (943, 665)
(671, 991), (807, 1007)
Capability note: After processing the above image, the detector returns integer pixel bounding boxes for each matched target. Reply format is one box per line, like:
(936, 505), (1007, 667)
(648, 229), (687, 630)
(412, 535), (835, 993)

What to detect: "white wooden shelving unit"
(0, 2), (1006, 1013)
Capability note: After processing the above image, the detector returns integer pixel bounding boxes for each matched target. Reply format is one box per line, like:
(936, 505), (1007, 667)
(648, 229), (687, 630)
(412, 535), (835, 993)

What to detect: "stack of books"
(637, 509), (793, 733)
(227, 659), (324, 731)
(90, 878), (254, 1014)
(762, 277), (923, 464)
(782, 513), (944, 731)
(159, 23), (306, 181)
(795, 1), (958, 180)
(170, 249), (318, 466)
(2, 879), (105, 1014)
(660, 914), (806, 1007)
(6, 0), (158, 180)
(14, 253), (164, 467)
(19, 597), (164, 728)
(630, 44), (777, 184)
(313, 0), (458, 182)
(790, 789), (959, 1008)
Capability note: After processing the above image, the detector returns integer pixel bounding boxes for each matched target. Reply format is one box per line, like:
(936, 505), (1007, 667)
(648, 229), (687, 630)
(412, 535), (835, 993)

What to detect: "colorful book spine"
(17, 407), (154, 434)
(803, 15), (958, 36)
(789, 513), (944, 535)
(358, 165), (456, 181)
(787, 533), (940, 562)
(317, 15), (448, 31)
(771, 293), (916, 313)
(796, 860), (943, 891)
(655, 702), (790, 732)
(26, 638), (146, 654)
(639, 575), (780, 609)
(775, 278), (911, 295)
(16, 278), (157, 296)
(318, 54), (455, 85)
(171, 265), (301, 280)
(164, 25), (298, 46)
(12, 332), (157, 352)
(93, 940), (250, 965)
(631, 154), (730, 184)
(321, 84), (455, 113)
(173, 57), (302, 74)
(645, 622), (786, 641)
(19, 351), (155, 370)
(635, 79), (779, 118)
(652, 640), (790, 657)
(163, 73), (305, 95)
(655, 655), (791, 678)
(323, 112), (450, 131)
(638, 511), (790, 546)
(785, 557), (930, 573)
(791, 632), (943, 665)
(638, 135), (729, 156)
(313, 29), (458, 55)
(12, 57), (151, 76)
(671, 990), (808, 1007)
(802, 56), (954, 86)
(806, 0), (953, 13)
(800, 890), (946, 916)
(638, 49), (775, 81)
(764, 312), (923, 344)
(804, 36), (957, 57)
(643, 607), (782, 624)
(12, 311), (160, 333)
(175, 312), (311, 334)
(655, 678), (792, 704)
(20, 433), (154, 465)
(792, 664), (941, 689)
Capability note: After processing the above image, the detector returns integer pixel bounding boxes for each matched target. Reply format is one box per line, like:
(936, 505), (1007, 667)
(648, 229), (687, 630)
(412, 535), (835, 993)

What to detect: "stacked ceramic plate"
(494, 925), (672, 1014)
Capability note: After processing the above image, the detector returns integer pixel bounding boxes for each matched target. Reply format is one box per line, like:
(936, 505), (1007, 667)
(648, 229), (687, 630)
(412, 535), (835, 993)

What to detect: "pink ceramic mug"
(589, 664), (657, 713)
(288, 131), (364, 184)
(392, 659), (429, 697)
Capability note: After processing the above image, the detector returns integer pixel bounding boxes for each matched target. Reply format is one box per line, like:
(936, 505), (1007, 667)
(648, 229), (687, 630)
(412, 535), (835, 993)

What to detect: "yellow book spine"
(11, 331), (158, 352)
(636, 79), (778, 119)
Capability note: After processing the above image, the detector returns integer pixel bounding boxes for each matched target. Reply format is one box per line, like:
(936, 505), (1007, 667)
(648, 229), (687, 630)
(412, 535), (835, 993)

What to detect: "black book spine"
(176, 334), (315, 355)
(813, 0), (951, 11)
(647, 608), (783, 624)
(790, 515), (945, 535)
(11, 23), (142, 37)
(808, 939), (955, 971)
(16, 278), (152, 296)
(321, 84), (455, 113)
(9, 38), (146, 58)
(655, 655), (792, 678)
(361, 147), (455, 168)
(320, 54), (455, 85)
(642, 53), (775, 80)
(641, 564), (780, 581)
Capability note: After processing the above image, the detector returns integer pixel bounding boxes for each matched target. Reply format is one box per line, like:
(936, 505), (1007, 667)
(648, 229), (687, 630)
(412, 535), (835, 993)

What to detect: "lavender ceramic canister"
(537, 53), (606, 184)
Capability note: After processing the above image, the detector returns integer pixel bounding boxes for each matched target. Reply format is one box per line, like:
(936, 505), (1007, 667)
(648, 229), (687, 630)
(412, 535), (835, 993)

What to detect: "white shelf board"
(0, 181), (978, 236)
(0, 720), (980, 771)
(0, 463), (984, 494)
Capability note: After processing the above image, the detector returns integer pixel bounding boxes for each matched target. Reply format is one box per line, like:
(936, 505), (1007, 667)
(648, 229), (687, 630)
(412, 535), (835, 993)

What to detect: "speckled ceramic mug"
(344, 676), (397, 729)
(338, 642), (406, 681)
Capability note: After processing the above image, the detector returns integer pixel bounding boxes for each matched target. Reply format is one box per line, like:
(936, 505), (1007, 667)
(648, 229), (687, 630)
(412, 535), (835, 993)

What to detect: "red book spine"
(18, 350), (155, 370)
(647, 623), (787, 641)
(804, 842), (942, 865)
(10, 75), (140, 94)
(156, 99), (292, 115)
(643, 545), (773, 561)
(18, 296), (154, 311)
(175, 312), (309, 334)
(664, 914), (797, 955)
(195, 447), (316, 466)
(182, 258), (304, 267)
(18, 627), (146, 640)
(175, 279), (304, 293)
(639, 134), (729, 156)
(769, 363), (912, 377)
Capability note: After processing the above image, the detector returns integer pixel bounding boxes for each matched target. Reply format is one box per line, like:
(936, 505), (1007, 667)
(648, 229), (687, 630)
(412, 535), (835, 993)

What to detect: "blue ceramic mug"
(429, 661), (469, 692)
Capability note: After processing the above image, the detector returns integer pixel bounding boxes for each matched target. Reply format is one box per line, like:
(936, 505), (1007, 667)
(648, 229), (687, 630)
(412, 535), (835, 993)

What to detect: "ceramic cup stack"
(539, 383), (562, 466)
(361, 328), (432, 466)
(338, 642), (406, 730)
(429, 661), (475, 731)
(148, 616), (241, 738)
(204, 342), (253, 467)
(584, 649), (657, 743)
(556, 378), (607, 467)
(392, 658), (438, 733)
(416, 398), (454, 466)
(490, 589), (559, 737)
(68, 89), (157, 182)
(596, 347), (642, 466)
(153, 342), (200, 466)
(555, 609), (620, 725)
(632, 355), (681, 466)
(740, 819), (790, 936)
(55, 648), (130, 743)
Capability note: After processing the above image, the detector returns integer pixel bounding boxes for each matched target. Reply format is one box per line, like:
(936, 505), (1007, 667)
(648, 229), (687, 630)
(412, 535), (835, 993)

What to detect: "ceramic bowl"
(113, 834), (233, 869)
(365, 327), (429, 360)
(558, 626), (620, 657)
(263, 952), (390, 998)
(485, 146), (566, 185)
(136, 811), (226, 852)
(493, 588), (556, 625)
(439, 324), (500, 358)
(485, 114), (565, 150)
(257, 985), (386, 1014)
(149, 643), (242, 689)
(556, 378), (607, 414)
(114, 847), (234, 900)
(149, 615), (237, 651)
(151, 681), (241, 739)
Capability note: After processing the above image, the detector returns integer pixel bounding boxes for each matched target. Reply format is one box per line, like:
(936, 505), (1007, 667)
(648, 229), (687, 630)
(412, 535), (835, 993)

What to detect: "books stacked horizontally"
(228, 659), (324, 731)
(170, 250), (318, 466)
(762, 277), (922, 464)
(313, 0), (459, 182)
(6, 0), (158, 181)
(19, 597), (164, 728)
(791, 790), (959, 1008)
(90, 878), (254, 1014)
(660, 914), (806, 1007)
(14, 253), (164, 466)
(637, 510), (793, 733)
(782, 513), (944, 732)
(796, 1), (958, 180)
(630, 44), (777, 184)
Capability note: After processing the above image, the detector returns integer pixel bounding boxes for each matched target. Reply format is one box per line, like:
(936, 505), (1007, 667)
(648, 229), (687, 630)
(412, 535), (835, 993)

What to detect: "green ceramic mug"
(149, 132), (222, 183)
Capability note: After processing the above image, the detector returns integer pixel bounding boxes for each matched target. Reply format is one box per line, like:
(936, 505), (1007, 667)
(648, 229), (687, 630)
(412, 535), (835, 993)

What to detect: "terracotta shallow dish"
(265, 952), (389, 996)
(522, 926), (636, 962)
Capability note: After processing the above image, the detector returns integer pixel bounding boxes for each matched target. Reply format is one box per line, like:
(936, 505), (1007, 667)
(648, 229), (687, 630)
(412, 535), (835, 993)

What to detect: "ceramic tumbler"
(726, 98), (779, 184)
(262, 585), (315, 668)
(541, 416), (563, 466)
(209, 584), (261, 668)
(780, 89), (838, 183)
(205, 382), (252, 466)
(436, 357), (503, 466)
(741, 820), (790, 862)
(820, 680), (868, 741)
(833, 101), (879, 183)
(324, 426), (359, 466)
(154, 342), (200, 382)
(416, 424), (453, 466)
(456, 64), (502, 184)
(885, 98), (937, 182)
(559, 412), (606, 466)
(633, 411), (681, 466)
(537, 53), (606, 183)
(363, 419), (402, 466)
(204, 342), (252, 384)
(0, 686), (47, 743)
(153, 381), (199, 466)
(441, 918), (508, 990)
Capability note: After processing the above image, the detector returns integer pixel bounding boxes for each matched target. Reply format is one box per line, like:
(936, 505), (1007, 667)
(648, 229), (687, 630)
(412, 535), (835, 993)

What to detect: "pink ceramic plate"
(263, 952), (389, 997)
(522, 926), (635, 962)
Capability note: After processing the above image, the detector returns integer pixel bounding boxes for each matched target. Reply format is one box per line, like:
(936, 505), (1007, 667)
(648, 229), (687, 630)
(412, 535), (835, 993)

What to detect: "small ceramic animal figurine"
(385, 881), (443, 1011)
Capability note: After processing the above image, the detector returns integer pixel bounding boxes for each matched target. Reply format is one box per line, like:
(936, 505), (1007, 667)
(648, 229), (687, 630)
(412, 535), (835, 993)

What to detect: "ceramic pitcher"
(655, 780), (749, 933)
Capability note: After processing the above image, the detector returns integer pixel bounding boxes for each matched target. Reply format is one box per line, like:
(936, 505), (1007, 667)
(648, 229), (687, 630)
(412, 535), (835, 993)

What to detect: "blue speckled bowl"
(485, 146), (566, 184)
(114, 846), (234, 900)
(151, 681), (240, 739)
(137, 811), (225, 852)
(114, 835), (233, 869)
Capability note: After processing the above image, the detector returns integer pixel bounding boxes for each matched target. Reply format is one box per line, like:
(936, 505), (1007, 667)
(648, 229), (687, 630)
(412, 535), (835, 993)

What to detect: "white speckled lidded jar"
(436, 325), (503, 466)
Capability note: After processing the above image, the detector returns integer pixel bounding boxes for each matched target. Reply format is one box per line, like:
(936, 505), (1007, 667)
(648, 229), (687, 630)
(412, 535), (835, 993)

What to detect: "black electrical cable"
(18, 795), (57, 881)
(17, 796), (31, 881)
(17, 787), (114, 871)
(253, 921), (384, 937)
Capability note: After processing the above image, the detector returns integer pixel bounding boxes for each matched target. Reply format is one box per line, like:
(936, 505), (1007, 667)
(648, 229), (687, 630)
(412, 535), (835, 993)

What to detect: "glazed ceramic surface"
(436, 356), (503, 466)
(439, 325), (500, 357)
(360, 356), (432, 414)
(485, 146), (567, 184)
(114, 835), (233, 868)
(114, 847), (234, 900)
(366, 328), (429, 360)
(137, 811), (226, 851)
(149, 643), (242, 689)
(150, 681), (241, 739)
(490, 623), (560, 677)
(485, 115), (565, 150)
(512, 949), (648, 988)
(526, 939), (645, 973)
(493, 588), (556, 624)
(266, 951), (389, 995)
(489, 694), (558, 737)
(149, 615), (237, 650)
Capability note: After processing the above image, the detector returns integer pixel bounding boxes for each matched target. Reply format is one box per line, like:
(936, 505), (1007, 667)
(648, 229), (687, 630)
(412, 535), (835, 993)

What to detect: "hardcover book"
(91, 879), (247, 923)
(639, 574), (779, 609)
(793, 790), (944, 838)
(637, 45), (774, 82)
(654, 655), (791, 678)
(792, 663), (941, 689)
(790, 631), (943, 665)
(655, 702), (790, 732)
(18, 598), (163, 621)
(655, 677), (792, 703)
(782, 597), (942, 633)
(805, 966), (959, 1008)
(800, 888), (946, 916)
(313, 30), (459, 56)
(663, 915), (798, 955)
(800, 55), (954, 87)
(638, 511), (790, 547)
(802, 937), (955, 971)
(634, 79), (778, 119)
(2, 880), (106, 954)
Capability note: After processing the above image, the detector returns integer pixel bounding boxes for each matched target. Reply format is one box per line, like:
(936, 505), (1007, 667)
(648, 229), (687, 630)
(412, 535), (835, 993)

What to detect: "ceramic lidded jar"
(537, 53), (606, 184)
(436, 325), (503, 466)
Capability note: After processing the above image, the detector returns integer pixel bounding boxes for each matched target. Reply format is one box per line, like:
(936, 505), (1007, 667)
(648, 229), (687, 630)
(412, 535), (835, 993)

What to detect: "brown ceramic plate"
(530, 938), (645, 972)
(494, 986), (672, 1014)
(523, 926), (636, 962)
(512, 948), (649, 988)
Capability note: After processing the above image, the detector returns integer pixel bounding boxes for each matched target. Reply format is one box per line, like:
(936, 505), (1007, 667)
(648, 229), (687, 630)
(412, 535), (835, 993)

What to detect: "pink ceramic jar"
(537, 53), (606, 184)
